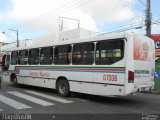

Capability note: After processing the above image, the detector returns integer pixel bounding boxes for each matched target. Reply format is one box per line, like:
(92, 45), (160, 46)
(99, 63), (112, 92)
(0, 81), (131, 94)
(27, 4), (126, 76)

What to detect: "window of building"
(73, 42), (94, 65)
(19, 50), (28, 65)
(28, 48), (39, 65)
(96, 39), (124, 65)
(11, 51), (18, 65)
(40, 47), (53, 65)
(54, 45), (71, 64)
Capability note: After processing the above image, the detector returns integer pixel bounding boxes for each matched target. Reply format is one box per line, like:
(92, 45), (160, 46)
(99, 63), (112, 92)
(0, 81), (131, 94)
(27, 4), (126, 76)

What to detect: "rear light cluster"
(128, 71), (134, 83)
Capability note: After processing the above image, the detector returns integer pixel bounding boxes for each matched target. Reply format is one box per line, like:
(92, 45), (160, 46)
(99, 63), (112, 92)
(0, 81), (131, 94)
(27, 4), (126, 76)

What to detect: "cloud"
(0, 32), (7, 42)
(0, 0), (13, 21)
(0, 0), (13, 13)
(11, 0), (67, 19)
(80, 0), (136, 22)
(152, 24), (160, 34)
(9, 0), (136, 33)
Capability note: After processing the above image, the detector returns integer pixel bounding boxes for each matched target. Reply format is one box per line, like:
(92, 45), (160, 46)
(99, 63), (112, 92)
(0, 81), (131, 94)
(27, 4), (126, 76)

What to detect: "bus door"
(2, 54), (10, 71)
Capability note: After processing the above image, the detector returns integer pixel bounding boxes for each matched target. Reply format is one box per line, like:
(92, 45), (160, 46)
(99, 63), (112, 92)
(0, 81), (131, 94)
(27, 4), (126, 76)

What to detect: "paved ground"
(0, 79), (160, 120)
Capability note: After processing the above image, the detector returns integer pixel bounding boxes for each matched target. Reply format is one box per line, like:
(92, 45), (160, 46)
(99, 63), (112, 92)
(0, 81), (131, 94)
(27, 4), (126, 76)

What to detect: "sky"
(0, 0), (160, 43)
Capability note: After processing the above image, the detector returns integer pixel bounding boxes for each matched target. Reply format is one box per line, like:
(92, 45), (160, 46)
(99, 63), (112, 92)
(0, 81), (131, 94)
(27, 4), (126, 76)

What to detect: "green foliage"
(155, 62), (160, 71)
(154, 79), (160, 90)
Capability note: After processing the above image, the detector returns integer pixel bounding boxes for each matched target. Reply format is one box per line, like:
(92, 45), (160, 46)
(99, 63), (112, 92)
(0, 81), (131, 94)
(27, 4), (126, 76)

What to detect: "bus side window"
(96, 40), (124, 65)
(72, 42), (94, 65)
(28, 48), (39, 65)
(11, 51), (18, 65)
(19, 50), (28, 65)
(40, 47), (53, 65)
(54, 45), (71, 65)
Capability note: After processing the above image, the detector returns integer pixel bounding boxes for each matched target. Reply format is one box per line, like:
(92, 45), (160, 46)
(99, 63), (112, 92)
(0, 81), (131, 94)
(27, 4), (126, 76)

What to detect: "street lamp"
(2, 32), (16, 41)
(9, 29), (19, 47)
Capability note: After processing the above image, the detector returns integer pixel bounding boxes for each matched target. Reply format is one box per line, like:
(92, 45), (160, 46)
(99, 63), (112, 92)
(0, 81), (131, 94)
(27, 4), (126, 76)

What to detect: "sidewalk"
(141, 89), (160, 94)
(150, 89), (160, 94)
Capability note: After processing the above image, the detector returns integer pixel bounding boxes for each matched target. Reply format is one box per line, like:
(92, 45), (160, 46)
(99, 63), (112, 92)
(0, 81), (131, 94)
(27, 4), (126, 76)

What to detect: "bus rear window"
(96, 40), (124, 65)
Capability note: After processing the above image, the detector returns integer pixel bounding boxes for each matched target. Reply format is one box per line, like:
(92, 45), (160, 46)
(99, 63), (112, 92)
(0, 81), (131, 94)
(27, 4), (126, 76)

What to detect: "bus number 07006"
(103, 74), (117, 81)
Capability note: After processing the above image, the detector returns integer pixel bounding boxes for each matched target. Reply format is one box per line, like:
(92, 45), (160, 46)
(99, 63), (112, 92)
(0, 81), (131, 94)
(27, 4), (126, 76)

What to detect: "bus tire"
(57, 79), (70, 97)
(11, 75), (18, 87)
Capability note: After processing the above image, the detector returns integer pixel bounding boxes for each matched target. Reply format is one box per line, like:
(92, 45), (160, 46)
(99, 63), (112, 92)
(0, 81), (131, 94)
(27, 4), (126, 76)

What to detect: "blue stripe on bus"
(18, 69), (125, 74)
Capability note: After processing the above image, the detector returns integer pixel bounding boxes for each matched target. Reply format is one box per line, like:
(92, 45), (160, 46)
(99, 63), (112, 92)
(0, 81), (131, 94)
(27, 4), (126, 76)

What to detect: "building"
(150, 34), (160, 57)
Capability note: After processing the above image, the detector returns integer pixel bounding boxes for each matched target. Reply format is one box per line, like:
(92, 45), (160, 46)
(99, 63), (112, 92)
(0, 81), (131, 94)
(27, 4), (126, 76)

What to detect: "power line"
(138, 0), (146, 7)
(14, 0), (79, 27)
(116, 0), (144, 12)
(99, 21), (144, 35)
(19, 0), (80, 26)
(15, 0), (142, 30)
(9, 0), (94, 38)
(152, 21), (160, 25)
(14, 0), (93, 28)
(99, 13), (145, 34)
(1, 32), (17, 41)
(99, 14), (144, 32)
(10, 0), (153, 38)
(99, 24), (144, 36)
(100, 17), (159, 36)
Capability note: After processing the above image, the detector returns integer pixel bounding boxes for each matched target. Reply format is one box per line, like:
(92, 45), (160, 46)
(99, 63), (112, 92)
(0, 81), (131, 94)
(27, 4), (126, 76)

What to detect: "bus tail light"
(128, 71), (134, 83)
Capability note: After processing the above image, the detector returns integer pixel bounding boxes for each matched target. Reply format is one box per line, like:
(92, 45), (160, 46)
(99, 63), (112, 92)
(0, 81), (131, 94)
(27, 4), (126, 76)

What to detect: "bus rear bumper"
(134, 84), (154, 93)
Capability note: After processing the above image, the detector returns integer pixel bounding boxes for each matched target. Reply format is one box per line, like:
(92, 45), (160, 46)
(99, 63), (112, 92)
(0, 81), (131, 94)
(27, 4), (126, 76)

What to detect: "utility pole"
(146, 0), (151, 37)
(9, 29), (19, 47)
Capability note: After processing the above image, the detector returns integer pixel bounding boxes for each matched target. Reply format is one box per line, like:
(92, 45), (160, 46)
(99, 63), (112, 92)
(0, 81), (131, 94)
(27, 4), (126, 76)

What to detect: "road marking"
(106, 96), (116, 98)
(72, 98), (88, 102)
(24, 90), (73, 103)
(0, 94), (31, 109)
(7, 91), (54, 106)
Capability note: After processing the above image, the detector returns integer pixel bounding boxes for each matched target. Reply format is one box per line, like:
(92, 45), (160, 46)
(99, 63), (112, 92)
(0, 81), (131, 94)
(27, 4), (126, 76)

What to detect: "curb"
(141, 90), (160, 94)
(150, 90), (160, 94)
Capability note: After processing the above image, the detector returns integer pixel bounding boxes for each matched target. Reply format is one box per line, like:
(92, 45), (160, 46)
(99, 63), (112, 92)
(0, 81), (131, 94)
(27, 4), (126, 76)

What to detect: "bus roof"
(5, 32), (141, 52)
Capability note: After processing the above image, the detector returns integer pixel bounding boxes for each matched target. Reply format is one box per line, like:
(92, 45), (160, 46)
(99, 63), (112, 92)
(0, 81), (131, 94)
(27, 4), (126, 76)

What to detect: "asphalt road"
(0, 80), (160, 120)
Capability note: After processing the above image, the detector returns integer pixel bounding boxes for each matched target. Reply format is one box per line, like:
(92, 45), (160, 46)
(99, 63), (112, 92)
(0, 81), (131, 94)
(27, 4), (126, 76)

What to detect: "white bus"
(2, 33), (155, 97)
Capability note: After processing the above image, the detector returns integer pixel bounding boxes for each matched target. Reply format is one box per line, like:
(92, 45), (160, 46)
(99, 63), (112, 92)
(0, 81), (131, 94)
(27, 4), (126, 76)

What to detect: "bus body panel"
(16, 65), (93, 94)
(125, 34), (155, 94)
(132, 35), (155, 92)
(93, 62), (126, 96)
(18, 76), (56, 88)
(69, 69), (93, 94)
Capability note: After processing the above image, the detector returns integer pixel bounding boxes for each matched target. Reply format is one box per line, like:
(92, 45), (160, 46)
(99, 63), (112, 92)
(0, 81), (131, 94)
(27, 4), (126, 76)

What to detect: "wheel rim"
(13, 77), (17, 85)
(59, 84), (66, 94)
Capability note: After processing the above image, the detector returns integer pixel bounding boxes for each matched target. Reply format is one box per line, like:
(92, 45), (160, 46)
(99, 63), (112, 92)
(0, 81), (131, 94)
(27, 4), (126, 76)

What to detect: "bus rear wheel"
(57, 79), (70, 97)
(11, 75), (18, 87)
